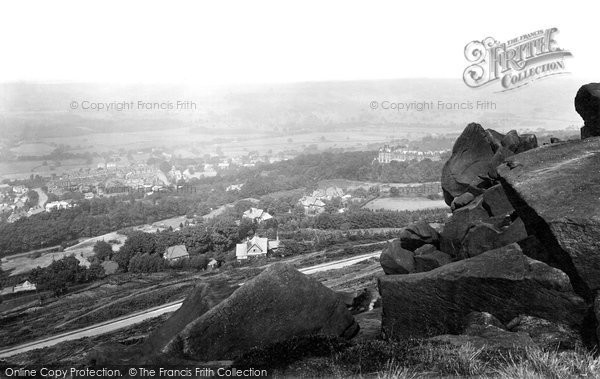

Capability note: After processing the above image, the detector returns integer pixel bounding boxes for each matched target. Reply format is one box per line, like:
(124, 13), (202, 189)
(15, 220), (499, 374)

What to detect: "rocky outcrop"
(441, 123), (497, 205)
(441, 123), (538, 205)
(398, 221), (440, 251)
(380, 239), (415, 275)
(497, 137), (600, 299)
(164, 263), (358, 361)
(379, 244), (586, 340)
(460, 218), (528, 258)
(575, 83), (600, 138)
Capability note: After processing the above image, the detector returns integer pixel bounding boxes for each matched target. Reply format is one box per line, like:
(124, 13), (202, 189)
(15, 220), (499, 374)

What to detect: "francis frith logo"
(463, 27), (572, 91)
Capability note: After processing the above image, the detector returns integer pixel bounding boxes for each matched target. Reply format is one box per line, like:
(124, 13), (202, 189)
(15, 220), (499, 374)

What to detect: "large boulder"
(398, 221), (440, 251)
(163, 263), (359, 361)
(441, 124), (539, 205)
(379, 244), (586, 340)
(575, 83), (600, 138)
(460, 218), (528, 258)
(414, 250), (452, 272)
(441, 123), (498, 205)
(497, 137), (600, 299)
(142, 281), (237, 354)
(88, 281), (237, 365)
(380, 239), (415, 275)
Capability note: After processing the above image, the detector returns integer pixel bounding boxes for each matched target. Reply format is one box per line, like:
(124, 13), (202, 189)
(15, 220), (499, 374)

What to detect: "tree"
(93, 240), (113, 262)
(114, 232), (158, 271)
(128, 253), (165, 273)
(390, 187), (400, 197)
(189, 254), (209, 270)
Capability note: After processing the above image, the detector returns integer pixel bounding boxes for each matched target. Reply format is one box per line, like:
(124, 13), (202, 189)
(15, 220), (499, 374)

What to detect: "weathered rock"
(143, 281), (237, 354)
(482, 184), (514, 216)
(575, 83), (600, 138)
(463, 311), (506, 331)
(460, 218), (528, 258)
(502, 130), (538, 154)
(450, 192), (475, 211)
(380, 240), (415, 275)
(440, 196), (490, 256)
(379, 244), (586, 340)
(399, 221), (440, 251)
(414, 250), (452, 272)
(414, 244), (437, 256)
(507, 315), (583, 351)
(164, 263), (359, 361)
(88, 281), (237, 365)
(441, 123), (497, 205)
(550, 137), (562, 144)
(430, 325), (535, 350)
(497, 137), (600, 299)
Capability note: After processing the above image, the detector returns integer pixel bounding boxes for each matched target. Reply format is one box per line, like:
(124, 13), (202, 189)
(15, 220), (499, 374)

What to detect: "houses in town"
(299, 186), (347, 215)
(164, 245), (189, 261)
(45, 200), (73, 212)
(242, 207), (273, 223)
(299, 196), (326, 215)
(235, 235), (280, 260)
(378, 145), (444, 163)
(226, 183), (244, 192)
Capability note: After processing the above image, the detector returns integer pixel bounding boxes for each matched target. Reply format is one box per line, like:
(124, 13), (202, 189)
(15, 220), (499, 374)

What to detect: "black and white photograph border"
(1, 1), (600, 378)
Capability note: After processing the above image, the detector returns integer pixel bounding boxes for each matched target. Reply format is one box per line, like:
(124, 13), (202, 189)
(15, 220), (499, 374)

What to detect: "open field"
(1, 214), (193, 276)
(363, 197), (448, 211)
(10, 143), (56, 157)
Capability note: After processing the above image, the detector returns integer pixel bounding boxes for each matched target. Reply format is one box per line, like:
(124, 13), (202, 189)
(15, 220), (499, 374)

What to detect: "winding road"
(0, 251), (381, 358)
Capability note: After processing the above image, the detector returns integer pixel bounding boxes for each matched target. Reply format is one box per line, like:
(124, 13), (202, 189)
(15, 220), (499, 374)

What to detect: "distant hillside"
(0, 78), (585, 142)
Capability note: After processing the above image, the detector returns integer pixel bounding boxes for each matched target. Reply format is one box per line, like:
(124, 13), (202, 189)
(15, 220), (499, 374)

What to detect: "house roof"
(246, 235), (268, 252)
(243, 207), (264, 219)
(164, 245), (189, 260)
(243, 207), (272, 222)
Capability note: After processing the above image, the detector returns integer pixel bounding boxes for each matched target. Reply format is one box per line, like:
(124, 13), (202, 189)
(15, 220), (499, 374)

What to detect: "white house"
(13, 280), (36, 293)
(45, 200), (72, 212)
(207, 258), (218, 269)
(235, 235), (280, 260)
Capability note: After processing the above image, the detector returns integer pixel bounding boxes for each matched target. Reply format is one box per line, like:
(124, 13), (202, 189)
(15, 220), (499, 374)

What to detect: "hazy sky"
(1, 0), (598, 85)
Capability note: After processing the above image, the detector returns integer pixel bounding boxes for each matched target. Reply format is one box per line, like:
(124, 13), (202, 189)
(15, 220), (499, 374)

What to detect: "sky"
(0, 0), (598, 85)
